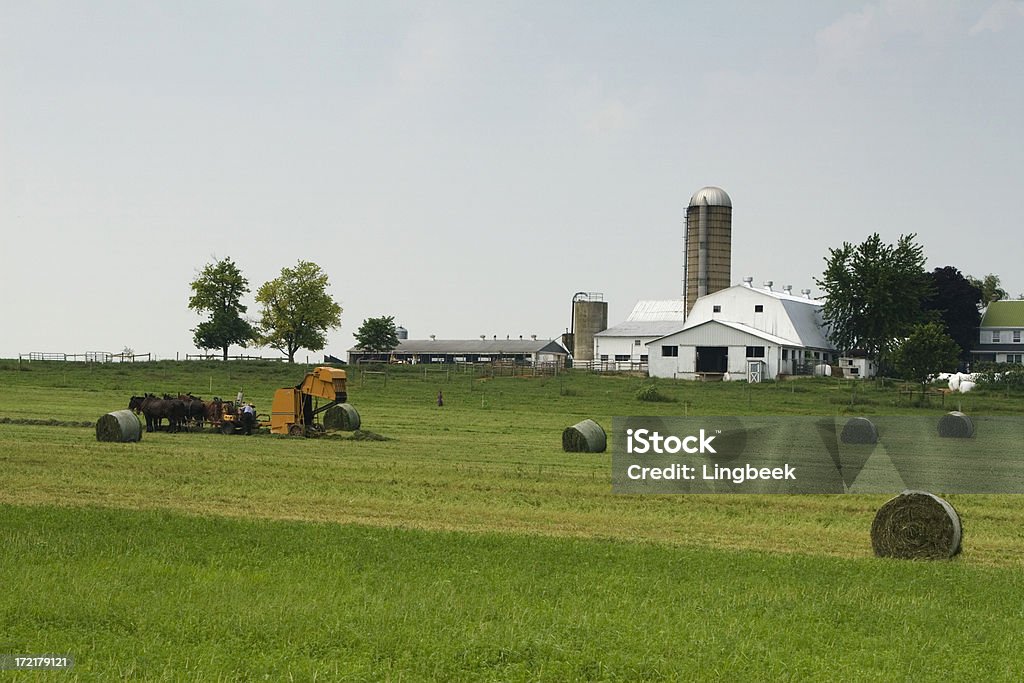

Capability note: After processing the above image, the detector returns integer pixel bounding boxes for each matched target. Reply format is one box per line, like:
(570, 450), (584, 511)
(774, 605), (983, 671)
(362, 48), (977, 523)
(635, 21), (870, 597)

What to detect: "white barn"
(647, 282), (837, 381)
(592, 300), (684, 370)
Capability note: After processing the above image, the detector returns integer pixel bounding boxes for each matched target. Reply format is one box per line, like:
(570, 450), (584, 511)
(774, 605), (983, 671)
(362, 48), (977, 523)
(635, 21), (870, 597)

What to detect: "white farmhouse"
(647, 281), (837, 381)
(971, 300), (1024, 365)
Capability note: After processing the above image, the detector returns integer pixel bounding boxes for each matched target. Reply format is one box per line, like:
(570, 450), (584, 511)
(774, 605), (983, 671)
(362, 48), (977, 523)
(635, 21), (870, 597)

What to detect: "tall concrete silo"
(683, 186), (732, 318)
(571, 292), (607, 362)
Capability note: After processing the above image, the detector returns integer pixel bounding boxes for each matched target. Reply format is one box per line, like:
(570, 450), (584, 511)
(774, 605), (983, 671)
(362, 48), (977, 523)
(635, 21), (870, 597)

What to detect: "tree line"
(189, 257), (401, 363)
(188, 257), (342, 363)
(815, 232), (1015, 386)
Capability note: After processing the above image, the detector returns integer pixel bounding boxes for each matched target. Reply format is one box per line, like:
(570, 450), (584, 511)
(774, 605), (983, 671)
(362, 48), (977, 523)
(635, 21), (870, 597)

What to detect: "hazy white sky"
(2, 1), (1022, 360)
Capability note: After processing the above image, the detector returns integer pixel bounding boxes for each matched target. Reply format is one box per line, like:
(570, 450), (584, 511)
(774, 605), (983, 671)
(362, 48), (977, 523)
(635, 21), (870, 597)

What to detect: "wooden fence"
(18, 351), (151, 363)
(184, 354), (287, 362)
(572, 359), (648, 373)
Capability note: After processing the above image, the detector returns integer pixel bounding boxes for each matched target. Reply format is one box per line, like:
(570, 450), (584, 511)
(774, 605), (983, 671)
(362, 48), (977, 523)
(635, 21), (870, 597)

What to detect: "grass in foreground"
(3, 505), (1024, 682)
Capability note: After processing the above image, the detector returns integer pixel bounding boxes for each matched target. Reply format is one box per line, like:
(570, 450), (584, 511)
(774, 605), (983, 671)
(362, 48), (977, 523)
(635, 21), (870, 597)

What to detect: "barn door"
(747, 361), (762, 384)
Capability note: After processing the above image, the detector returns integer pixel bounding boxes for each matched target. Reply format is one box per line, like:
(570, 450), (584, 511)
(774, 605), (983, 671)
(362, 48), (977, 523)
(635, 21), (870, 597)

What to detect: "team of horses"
(127, 393), (231, 433)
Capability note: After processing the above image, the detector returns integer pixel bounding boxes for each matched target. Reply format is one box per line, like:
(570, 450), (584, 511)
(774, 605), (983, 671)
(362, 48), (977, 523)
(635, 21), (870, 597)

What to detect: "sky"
(2, 1), (1023, 361)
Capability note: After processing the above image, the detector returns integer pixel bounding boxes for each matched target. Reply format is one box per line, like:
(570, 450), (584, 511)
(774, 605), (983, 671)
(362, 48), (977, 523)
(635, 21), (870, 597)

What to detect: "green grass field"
(2, 360), (1023, 681)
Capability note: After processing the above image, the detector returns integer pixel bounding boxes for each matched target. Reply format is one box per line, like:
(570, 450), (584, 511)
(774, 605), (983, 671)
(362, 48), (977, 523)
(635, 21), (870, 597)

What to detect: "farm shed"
(591, 300), (684, 371)
(647, 281), (836, 380)
(347, 338), (569, 366)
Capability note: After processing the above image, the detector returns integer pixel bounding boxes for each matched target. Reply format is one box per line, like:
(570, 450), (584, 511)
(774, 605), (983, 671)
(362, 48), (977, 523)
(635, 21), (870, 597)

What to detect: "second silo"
(571, 292), (607, 363)
(683, 186), (732, 318)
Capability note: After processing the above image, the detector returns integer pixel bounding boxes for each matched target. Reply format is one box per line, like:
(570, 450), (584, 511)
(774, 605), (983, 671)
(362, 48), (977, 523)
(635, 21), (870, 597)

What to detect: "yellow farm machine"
(219, 366), (352, 436)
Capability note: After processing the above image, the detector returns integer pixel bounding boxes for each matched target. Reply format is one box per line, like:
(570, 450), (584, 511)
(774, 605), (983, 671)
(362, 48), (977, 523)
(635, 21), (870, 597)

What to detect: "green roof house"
(972, 300), (1024, 365)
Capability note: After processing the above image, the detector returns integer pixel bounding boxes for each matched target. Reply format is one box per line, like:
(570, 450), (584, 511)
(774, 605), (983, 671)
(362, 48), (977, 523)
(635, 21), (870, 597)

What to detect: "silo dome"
(688, 186), (732, 208)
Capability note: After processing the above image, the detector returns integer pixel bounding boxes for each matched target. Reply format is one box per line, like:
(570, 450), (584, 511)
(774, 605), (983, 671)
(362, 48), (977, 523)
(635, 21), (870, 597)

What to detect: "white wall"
(648, 342), (690, 378)
(837, 357), (876, 379)
(649, 325), (786, 380)
(594, 335), (655, 363)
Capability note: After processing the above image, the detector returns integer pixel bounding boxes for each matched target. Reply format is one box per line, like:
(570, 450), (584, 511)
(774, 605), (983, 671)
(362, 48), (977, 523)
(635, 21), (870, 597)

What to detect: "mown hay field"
(2, 360), (1023, 680)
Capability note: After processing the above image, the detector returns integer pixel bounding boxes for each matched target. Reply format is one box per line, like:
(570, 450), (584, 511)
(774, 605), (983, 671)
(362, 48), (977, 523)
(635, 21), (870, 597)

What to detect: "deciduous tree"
(967, 273), (1008, 304)
(815, 233), (931, 373)
(922, 266), (982, 363)
(354, 316), (400, 354)
(893, 322), (960, 399)
(188, 257), (257, 361)
(256, 261), (342, 363)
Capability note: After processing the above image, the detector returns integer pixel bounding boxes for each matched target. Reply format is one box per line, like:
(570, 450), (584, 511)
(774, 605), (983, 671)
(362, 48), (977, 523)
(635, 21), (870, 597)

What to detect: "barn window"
(754, 304), (764, 313)
(1015, 331), (1021, 343)
(993, 331), (1001, 342)
(600, 355), (609, 361)
(634, 339), (641, 346)
(614, 354), (630, 361)
(640, 354), (648, 362)
(661, 346), (679, 357)
(713, 305), (721, 313)
(746, 346), (765, 358)
(782, 349), (788, 360)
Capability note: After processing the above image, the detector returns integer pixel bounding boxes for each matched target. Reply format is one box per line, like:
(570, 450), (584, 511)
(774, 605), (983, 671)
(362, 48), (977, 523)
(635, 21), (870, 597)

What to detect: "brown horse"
(129, 394), (186, 433)
(204, 398), (225, 424)
(177, 393), (207, 429)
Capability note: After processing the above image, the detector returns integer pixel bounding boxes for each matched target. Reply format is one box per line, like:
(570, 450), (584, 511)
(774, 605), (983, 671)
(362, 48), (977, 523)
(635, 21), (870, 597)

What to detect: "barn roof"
(683, 283), (832, 349)
(647, 320), (793, 347)
(348, 339), (568, 355)
(625, 300), (685, 322)
(778, 299), (832, 349)
(595, 321), (685, 338)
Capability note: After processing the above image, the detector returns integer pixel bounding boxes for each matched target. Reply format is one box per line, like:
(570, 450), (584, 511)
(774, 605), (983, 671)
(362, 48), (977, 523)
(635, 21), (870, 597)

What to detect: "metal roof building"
(590, 300), (684, 369)
(347, 338), (569, 366)
(647, 281), (837, 380)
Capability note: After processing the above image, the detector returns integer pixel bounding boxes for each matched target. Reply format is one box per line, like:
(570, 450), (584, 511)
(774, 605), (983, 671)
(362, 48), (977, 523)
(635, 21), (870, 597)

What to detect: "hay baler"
(270, 366), (348, 436)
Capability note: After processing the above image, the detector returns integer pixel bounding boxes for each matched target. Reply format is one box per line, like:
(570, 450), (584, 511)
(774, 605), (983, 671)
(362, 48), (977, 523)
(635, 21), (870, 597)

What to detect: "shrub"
(635, 384), (676, 403)
(974, 362), (1024, 389)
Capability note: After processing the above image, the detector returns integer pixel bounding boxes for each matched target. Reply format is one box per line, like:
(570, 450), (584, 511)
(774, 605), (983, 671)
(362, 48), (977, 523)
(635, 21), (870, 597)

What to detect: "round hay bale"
(871, 490), (962, 559)
(562, 419), (606, 453)
(840, 417), (878, 445)
(323, 403), (361, 431)
(96, 410), (142, 443)
(938, 411), (974, 438)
